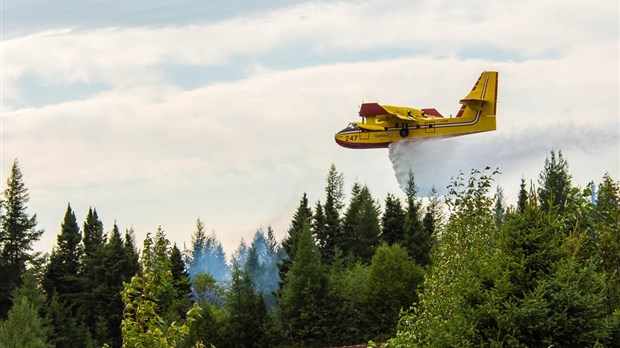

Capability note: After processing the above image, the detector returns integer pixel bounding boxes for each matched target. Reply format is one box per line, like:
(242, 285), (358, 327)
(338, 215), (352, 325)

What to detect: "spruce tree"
(381, 193), (405, 245)
(343, 184), (381, 263)
(282, 193), (313, 261)
(538, 150), (572, 212)
(0, 159), (42, 317)
(43, 204), (84, 314)
(82, 208), (104, 258)
(225, 264), (267, 347)
(277, 225), (328, 345)
(517, 177), (528, 214)
(169, 243), (192, 320)
(318, 164), (345, 263)
(402, 170), (428, 265)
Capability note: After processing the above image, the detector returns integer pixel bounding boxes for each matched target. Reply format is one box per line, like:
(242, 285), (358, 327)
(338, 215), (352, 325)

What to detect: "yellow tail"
(456, 71), (498, 118)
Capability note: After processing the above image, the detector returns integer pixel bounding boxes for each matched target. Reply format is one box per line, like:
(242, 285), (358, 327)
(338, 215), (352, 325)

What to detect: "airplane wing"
(359, 103), (422, 121)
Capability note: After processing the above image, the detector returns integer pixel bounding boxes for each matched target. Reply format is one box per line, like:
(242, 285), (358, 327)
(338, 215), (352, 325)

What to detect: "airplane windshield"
(337, 123), (359, 134)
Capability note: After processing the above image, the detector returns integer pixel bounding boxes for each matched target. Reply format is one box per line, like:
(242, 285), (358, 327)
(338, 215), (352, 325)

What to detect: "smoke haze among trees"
(0, 151), (618, 347)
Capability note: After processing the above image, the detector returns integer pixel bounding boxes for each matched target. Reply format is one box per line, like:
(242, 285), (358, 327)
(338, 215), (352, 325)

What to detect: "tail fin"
(455, 71), (498, 117)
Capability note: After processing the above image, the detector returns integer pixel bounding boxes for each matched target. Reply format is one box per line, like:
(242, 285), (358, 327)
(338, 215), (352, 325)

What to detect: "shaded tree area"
(387, 152), (620, 347)
(1, 152), (618, 347)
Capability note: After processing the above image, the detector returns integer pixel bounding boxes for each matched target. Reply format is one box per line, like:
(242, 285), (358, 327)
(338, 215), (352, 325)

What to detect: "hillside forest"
(0, 150), (618, 347)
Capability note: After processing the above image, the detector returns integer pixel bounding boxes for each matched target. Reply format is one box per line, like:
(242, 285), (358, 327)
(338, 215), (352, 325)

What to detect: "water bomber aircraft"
(335, 71), (498, 149)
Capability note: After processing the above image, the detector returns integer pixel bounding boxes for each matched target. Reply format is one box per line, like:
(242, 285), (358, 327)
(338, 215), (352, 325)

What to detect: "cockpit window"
(337, 123), (359, 134)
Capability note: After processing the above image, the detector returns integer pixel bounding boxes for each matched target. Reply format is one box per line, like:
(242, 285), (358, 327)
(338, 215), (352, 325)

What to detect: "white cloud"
(2, 0), (618, 255)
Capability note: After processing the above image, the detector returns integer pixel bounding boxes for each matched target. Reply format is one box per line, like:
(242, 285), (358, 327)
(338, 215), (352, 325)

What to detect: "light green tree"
(121, 227), (201, 348)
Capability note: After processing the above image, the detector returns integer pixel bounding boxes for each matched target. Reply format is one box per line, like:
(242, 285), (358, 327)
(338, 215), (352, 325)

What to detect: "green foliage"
(43, 204), (84, 314)
(381, 193), (405, 245)
(538, 150), (572, 212)
(0, 296), (52, 348)
(402, 170), (430, 265)
(387, 166), (618, 347)
(362, 243), (423, 339)
(0, 159), (42, 317)
(121, 228), (200, 347)
(277, 225), (328, 346)
(342, 183), (382, 263)
(224, 264), (267, 347)
(317, 163), (345, 263)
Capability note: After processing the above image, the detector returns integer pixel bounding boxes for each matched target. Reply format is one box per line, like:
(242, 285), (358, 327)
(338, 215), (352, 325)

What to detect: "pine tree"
(0, 159), (42, 317)
(421, 187), (442, 247)
(381, 193), (405, 245)
(538, 150), (572, 212)
(43, 204), (84, 314)
(494, 186), (506, 231)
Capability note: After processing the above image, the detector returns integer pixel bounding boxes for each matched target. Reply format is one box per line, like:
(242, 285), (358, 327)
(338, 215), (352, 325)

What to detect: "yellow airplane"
(335, 71), (498, 149)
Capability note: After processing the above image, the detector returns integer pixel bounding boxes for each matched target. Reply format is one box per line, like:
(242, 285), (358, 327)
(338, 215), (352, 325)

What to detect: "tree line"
(0, 150), (618, 347)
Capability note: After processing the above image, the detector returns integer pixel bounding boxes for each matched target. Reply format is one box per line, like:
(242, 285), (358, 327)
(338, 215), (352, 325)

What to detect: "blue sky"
(2, 0), (618, 255)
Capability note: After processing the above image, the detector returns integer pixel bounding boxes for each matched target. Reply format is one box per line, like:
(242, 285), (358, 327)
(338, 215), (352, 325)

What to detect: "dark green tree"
(43, 204), (83, 314)
(277, 225), (328, 346)
(517, 177), (528, 214)
(362, 243), (423, 338)
(381, 193), (405, 245)
(402, 170), (428, 265)
(317, 163), (345, 263)
(224, 264), (267, 348)
(0, 159), (42, 317)
(282, 193), (313, 260)
(343, 184), (382, 263)
(421, 187), (442, 251)
(0, 269), (51, 348)
(538, 150), (572, 212)
(169, 243), (192, 321)
(82, 208), (104, 258)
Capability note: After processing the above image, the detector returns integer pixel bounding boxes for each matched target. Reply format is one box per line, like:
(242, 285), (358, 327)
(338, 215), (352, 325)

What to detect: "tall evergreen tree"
(82, 208), (104, 258)
(517, 177), (528, 214)
(422, 187), (442, 247)
(494, 185), (506, 231)
(317, 164), (345, 263)
(538, 150), (572, 212)
(282, 193), (313, 261)
(169, 243), (192, 320)
(402, 170), (428, 265)
(43, 204), (84, 314)
(343, 184), (381, 263)
(0, 159), (42, 317)
(225, 264), (267, 347)
(277, 225), (328, 345)
(381, 193), (405, 245)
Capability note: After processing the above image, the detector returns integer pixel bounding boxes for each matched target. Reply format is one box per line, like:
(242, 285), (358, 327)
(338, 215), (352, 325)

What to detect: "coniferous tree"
(82, 208), (104, 258)
(381, 193), (405, 245)
(342, 184), (381, 263)
(0, 159), (42, 317)
(318, 164), (345, 263)
(43, 204), (83, 314)
(225, 264), (267, 347)
(538, 150), (572, 213)
(517, 177), (528, 214)
(0, 269), (51, 348)
(277, 225), (328, 346)
(494, 185), (506, 231)
(402, 170), (428, 265)
(282, 193), (313, 261)
(169, 243), (192, 320)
